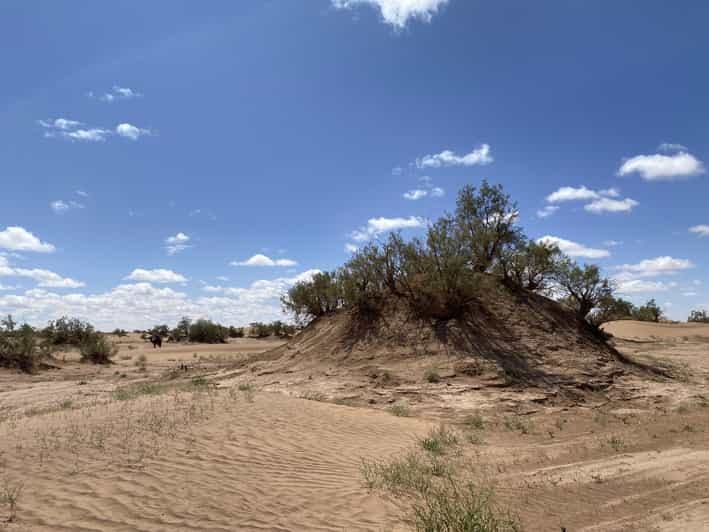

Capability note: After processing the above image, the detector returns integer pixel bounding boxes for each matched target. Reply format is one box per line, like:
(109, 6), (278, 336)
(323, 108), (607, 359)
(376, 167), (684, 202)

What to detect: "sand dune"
(604, 320), (709, 340)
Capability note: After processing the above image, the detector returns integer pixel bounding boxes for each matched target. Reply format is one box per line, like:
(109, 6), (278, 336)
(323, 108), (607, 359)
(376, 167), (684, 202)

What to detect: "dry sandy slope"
(0, 390), (429, 531)
(604, 320), (709, 340)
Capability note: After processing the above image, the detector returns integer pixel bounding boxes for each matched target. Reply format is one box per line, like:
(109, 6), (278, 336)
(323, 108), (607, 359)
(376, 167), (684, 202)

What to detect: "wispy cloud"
(537, 236), (610, 259)
(331, 0), (449, 28)
(38, 118), (151, 142)
(545, 186), (637, 214)
(230, 254), (298, 267)
(403, 176), (444, 200)
(416, 144), (492, 169)
(350, 216), (426, 242)
(616, 279), (677, 294)
(614, 256), (694, 279)
(164, 233), (191, 255)
(50, 200), (85, 214)
(90, 85), (143, 103)
(618, 150), (704, 181)
(0, 227), (55, 253)
(536, 205), (559, 219)
(689, 225), (709, 237)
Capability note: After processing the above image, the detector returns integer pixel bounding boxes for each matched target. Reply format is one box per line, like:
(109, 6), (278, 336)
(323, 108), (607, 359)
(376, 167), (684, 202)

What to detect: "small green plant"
(388, 402), (411, 417)
(59, 399), (73, 409)
(420, 426), (458, 456)
(504, 416), (531, 434)
(135, 354), (147, 371)
(465, 413), (484, 431)
(1, 476), (24, 522)
(238, 382), (255, 402)
(381, 370), (394, 384)
(606, 436), (626, 452)
(424, 368), (441, 383)
(299, 391), (326, 402)
(191, 376), (208, 387)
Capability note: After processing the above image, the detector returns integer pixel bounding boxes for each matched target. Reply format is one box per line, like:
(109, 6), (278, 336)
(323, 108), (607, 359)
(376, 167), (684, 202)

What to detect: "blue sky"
(1, 0), (708, 328)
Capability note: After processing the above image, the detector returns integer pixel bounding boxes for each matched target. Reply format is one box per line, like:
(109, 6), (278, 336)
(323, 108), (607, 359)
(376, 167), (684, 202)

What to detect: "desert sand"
(1, 323), (709, 531)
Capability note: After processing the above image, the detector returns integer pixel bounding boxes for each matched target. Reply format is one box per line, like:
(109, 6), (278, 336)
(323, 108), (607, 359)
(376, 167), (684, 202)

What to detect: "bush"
(42, 316), (96, 346)
(281, 271), (340, 323)
(688, 309), (709, 323)
(228, 326), (244, 338)
(554, 260), (614, 321)
(79, 333), (117, 364)
(112, 328), (128, 337)
(0, 321), (47, 372)
(188, 319), (228, 343)
(632, 298), (663, 322)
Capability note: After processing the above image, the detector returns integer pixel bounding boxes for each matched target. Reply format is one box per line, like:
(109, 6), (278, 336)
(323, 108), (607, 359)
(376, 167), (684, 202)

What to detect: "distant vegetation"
(146, 318), (297, 344)
(283, 180), (622, 327)
(591, 297), (664, 325)
(688, 309), (709, 323)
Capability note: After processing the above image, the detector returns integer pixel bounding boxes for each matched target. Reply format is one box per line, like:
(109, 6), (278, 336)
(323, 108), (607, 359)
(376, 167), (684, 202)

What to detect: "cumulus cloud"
(545, 186), (601, 203)
(618, 151), (704, 181)
(11, 268), (84, 288)
(416, 144), (492, 169)
(331, 0), (448, 28)
(537, 236), (610, 259)
(584, 197), (639, 214)
(0, 227), (55, 253)
(231, 254), (298, 267)
(403, 186), (444, 200)
(536, 205), (559, 219)
(164, 233), (191, 255)
(614, 256), (694, 279)
(115, 123), (151, 140)
(125, 268), (187, 284)
(344, 243), (358, 253)
(689, 225), (709, 237)
(616, 280), (677, 294)
(350, 216), (426, 242)
(50, 200), (85, 214)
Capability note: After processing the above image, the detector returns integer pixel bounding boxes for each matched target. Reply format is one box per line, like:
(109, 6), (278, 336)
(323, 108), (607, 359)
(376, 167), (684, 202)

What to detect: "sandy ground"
(1, 327), (708, 531)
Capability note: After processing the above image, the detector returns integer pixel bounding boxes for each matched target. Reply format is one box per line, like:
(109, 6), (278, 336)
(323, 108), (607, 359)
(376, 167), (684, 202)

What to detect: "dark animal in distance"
(149, 335), (162, 348)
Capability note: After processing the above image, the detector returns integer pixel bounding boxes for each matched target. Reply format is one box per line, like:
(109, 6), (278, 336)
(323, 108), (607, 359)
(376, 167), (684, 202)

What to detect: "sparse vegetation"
(0, 318), (48, 372)
(420, 426), (459, 455)
(283, 182), (616, 326)
(79, 333), (118, 364)
(299, 391), (327, 402)
(388, 402), (411, 417)
(688, 309), (709, 323)
(424, 368), (442, 383)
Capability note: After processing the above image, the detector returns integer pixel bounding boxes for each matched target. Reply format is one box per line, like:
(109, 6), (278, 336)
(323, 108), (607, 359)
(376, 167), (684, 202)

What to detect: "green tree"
(555, 260), (614, 320)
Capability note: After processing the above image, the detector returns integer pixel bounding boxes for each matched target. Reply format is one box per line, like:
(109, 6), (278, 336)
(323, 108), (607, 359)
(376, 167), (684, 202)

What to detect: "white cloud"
(125, 268), (187, 284)
(546, 186), (601, 203)
(614, 256), (694, 278)
(403, 189), (428, 200)
(0, 227), (55, 253)
(616, 280), (677, 294)
(164, 232), (191, 255)
(536, 205), (559, 218)
(0, 284), (20, 291)
(63, 128), (111, 142)
(115, 123), (151, 140)
(351, 215), (426, 242)
(50, 200), (85, 214)
(216, 276), (229, 282)
(11, 268), (84, 288)
(689, 225), (709, 237)
(603, 240), (623, 247)
(683, 292), (698, 297)
(618, 151), (705, 181)
(331, 0), (448, 28)
(537, 236), (610, 259)
(76, 190), (89, 197)
(584, 197), (639, 214)
(97, 86), (142, 102)
(231, 254), (298, 267)
(416, 144), (492, 168)
(344, 243), (358, 253)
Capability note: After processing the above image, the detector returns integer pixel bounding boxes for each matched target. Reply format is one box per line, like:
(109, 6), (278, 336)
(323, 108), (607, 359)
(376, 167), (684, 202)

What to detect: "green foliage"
(79, 333), (118, 364)
(149, 324), (170, 337)
(228, 326), (244, 338)
(632, 298), (663, 322)
(688, 309), (709, 323)
(0, 319), (47, 372)
(42, 316), (96, 346)
(281, 271), (341, 323)
(112, 328), (127, 337)
(499, 240), (562, 292)
(555, 260), (614, 320)
(589, 295), (636, 326)
(188, 319), (228, 343)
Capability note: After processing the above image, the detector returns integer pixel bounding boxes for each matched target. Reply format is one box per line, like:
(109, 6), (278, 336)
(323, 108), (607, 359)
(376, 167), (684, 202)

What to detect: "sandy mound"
(244, 280), (625, 398)
(604, 320), (709, 341)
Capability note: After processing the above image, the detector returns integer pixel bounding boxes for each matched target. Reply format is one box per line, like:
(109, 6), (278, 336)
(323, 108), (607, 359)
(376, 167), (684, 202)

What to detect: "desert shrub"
(588, 295), (636, 326)
(149, 324), (170, 337)
(79, 333), (117, 364)
(112, 328), (128, 337)
(499, 240), (562, 293)
(281, 271), (341, 323)
(555, 260), (614, 321)
(688, 309), (709, 323)
(42, 316), (96, 346)
(0, 320), (47, 372)
(632, 298), (663, 322)
(228, 326), (244, 338)
(188, 319), (228, 343)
